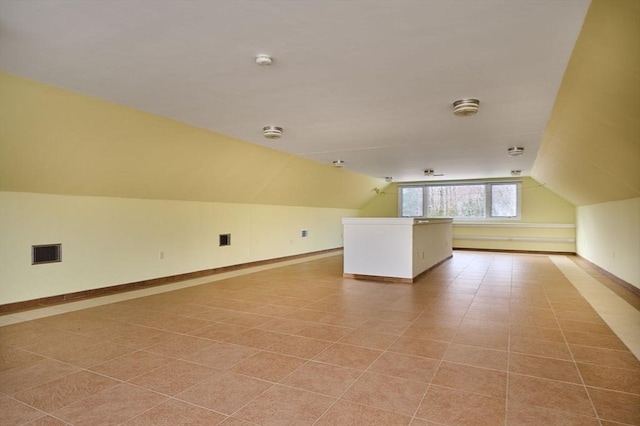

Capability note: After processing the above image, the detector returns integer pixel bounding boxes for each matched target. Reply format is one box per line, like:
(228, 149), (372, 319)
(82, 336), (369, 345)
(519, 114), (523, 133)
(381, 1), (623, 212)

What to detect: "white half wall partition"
(342, 217), (453, 283)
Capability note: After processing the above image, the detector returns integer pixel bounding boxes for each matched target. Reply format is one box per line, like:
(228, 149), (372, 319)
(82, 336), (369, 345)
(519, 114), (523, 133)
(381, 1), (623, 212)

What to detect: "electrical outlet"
(159, 251), (165, 260)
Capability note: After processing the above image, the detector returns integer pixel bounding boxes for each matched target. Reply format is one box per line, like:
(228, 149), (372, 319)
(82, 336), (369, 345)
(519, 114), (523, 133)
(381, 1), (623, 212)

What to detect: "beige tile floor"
(1, 251), (639, 425)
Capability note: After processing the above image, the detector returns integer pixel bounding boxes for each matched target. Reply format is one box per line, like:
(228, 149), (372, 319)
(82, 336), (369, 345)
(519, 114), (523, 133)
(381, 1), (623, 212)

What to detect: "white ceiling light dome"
(255, 54), (273, 66)
(508, 146), (525, 156)
(453, 99), (480, 116)
(263, 126), (283, 139)
(332, 160), (345, 168)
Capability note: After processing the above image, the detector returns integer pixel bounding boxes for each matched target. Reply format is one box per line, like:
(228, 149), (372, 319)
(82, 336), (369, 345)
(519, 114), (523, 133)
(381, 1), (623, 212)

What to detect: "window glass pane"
(401, 187), (423, 217)
(427, 185), (485, 218)
(491, 184), (517, 217)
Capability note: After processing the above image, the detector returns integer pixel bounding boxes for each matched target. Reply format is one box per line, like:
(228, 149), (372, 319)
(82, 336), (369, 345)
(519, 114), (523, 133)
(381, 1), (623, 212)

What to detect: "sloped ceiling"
(532, 0), (640, 206)
(0, 73), (382, 209)
(0, 0), (589, 183)
(3, 1), (634, 209)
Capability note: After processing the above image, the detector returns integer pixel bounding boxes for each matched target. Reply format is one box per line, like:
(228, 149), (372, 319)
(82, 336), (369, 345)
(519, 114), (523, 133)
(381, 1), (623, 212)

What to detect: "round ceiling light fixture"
(263, 126), (283, 139)
(507, 146), (525, 156)
(255, 54), (273, 66)
(453, 99), (480, 117)
(332, 160), (345, 168)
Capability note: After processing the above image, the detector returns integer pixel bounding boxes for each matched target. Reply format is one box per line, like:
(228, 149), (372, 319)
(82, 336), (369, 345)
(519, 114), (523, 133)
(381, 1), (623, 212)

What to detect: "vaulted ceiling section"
(0, 0), (637, 209)
(532, 0), (640, 206)
(0, 73), (383, 209)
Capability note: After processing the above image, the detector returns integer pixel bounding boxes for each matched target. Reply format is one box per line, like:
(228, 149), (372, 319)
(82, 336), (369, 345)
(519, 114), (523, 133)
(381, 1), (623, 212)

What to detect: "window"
(426, 184), (486, 218)
(491, 183), (518, 217)
(399, 182), (521, 219)
(400, 186), (424, 217)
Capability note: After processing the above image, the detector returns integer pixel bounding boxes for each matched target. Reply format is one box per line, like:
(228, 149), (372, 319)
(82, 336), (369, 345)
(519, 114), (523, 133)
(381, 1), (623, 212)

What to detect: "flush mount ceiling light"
(255, 54), (273, 66)
(332, 160), (345, 168)
(453, 99), (480, 117)
(263, 126), (283, 139)
(507, 146), (525, 156)
(384, 177), (393, 182)
(511, 170), (522, 176)
(424, 169), (444, 177)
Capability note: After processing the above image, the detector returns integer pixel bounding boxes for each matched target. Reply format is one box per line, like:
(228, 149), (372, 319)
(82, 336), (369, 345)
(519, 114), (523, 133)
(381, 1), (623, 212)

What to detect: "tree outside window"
(399, 182), (520, 219)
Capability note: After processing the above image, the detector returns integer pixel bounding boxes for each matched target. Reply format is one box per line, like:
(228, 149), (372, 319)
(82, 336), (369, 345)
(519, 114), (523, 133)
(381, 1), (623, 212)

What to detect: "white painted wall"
(453, 223), (576, 253)
(412, 221), (452, 277)
(343, 219), (414, 279)
(0, 192), (356, 304)
(576, 197), (640, 289)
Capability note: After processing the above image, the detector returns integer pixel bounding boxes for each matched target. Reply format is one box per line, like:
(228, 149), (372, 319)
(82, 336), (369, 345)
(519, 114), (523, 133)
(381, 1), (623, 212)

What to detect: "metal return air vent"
(219, 234), (231, 246)
(32, 244), (62, 265)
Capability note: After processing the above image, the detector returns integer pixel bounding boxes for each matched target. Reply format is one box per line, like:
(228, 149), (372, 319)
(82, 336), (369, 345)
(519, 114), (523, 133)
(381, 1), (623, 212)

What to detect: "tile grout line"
(309, 259), (482, 425)
(333, 256), (471, 423)
(410, 250), (485, 425)
(3, 355), (135, 425)
(309, 303), (429, 424)
(504, 256), (513, 426)
(213, 281), (431, 424)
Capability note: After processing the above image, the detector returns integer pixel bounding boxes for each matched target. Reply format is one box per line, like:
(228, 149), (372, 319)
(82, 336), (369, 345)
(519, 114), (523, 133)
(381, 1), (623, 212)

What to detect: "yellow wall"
(360, 183), (399, 217)
(529, 0), (639, 283)
(0, 73), (383, 209)
(520, 179), (576, 223)
(360, 177), (576, 252)
(532, 0), (639, 206)
(0, 191), (357, 304)
(0, 73), (376, 304)
(577, 197), (640, 289)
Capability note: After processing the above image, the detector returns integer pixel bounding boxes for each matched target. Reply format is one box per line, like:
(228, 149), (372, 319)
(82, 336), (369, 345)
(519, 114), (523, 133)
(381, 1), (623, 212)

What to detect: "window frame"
(398, 181), (522, 220)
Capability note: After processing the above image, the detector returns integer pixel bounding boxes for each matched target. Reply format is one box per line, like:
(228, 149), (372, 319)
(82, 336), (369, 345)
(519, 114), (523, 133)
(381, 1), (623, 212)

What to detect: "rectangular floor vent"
(32, 244), (62, 265)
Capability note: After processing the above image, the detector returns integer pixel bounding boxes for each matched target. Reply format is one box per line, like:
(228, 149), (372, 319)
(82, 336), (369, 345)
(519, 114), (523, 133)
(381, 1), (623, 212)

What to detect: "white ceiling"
(0, 0), (590, 183)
